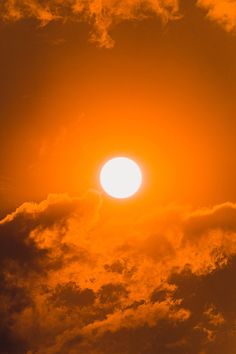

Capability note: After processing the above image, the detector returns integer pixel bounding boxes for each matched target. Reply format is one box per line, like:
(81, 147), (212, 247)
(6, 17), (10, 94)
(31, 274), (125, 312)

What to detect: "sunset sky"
(1, 1), (236, 353)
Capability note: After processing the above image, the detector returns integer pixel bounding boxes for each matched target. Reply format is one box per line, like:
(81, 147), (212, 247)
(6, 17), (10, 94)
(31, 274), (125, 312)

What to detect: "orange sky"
(0, 1), (236, 354)
(1, 0), (236, 214)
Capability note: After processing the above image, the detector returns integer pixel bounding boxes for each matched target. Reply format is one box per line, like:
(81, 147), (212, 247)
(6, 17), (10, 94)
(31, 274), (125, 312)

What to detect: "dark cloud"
(0, 195), (236, 353)
(49, 282), (96, 308)
(0, 273), (31, 354)
(169, 257), (236, 354)
(98, 283), (129, 305)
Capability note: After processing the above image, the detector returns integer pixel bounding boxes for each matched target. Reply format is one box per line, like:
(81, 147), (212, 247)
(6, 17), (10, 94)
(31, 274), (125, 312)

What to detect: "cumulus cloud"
(0, 0), (179, 47)
(198, 0), (236, 32)
(0, 194), (236, 353)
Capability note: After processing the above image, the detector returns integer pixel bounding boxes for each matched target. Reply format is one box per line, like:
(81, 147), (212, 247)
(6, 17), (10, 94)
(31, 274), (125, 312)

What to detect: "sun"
(99, 157), (142, 199)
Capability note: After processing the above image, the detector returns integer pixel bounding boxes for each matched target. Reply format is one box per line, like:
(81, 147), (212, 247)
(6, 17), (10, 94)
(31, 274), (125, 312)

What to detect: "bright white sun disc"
(100, 157), (142, 199)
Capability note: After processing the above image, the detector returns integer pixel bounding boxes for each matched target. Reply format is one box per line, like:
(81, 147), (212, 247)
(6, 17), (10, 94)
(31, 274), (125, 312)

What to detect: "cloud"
(0, 0), (180, 47)
(1, 0), (236, 47)
(198, 0), (236, 32)
(1, 1), (236, 47)
(0, 195), (236, 353)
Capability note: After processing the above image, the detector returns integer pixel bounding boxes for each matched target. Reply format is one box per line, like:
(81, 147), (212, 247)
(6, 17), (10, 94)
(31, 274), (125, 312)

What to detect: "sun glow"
(100, 157), (142, 199)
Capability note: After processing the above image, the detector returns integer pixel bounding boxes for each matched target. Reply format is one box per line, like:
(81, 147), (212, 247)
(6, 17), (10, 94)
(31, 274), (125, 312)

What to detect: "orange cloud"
(1, 194), (236, 353)
(2, 0), (236, 47)
(198, 0), (236, 32)
(0, 0), (179, 47)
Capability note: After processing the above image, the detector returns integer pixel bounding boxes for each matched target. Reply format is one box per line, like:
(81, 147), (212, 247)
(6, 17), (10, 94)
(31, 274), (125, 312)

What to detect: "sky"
(0, 1), (236, 353)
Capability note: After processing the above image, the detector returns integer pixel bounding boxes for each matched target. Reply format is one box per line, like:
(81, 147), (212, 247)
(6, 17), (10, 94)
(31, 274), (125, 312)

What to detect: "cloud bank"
(2, 1), (236, 47)
(0, 0), (179, 47)
(1, 192), (236, 353)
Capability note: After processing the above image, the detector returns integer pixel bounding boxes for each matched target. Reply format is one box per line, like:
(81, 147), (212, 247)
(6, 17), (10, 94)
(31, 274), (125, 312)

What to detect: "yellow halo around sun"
(99, 157), (142, 199)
